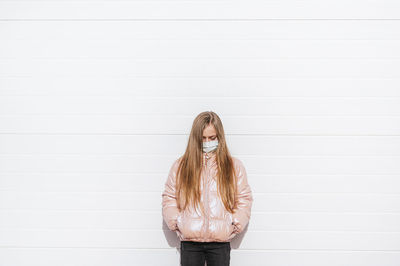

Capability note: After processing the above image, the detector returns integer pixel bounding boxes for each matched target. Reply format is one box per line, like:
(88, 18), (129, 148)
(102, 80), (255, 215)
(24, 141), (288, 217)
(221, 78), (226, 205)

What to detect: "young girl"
(162, 111), (253, 266)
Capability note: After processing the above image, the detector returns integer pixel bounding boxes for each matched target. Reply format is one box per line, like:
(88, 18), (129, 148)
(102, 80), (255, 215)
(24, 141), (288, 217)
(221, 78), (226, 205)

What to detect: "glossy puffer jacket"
(162, 151), (253, 242)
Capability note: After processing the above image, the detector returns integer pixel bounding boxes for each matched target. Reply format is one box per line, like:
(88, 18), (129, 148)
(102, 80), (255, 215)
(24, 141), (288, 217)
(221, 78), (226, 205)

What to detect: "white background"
(0, 1), (400, 265)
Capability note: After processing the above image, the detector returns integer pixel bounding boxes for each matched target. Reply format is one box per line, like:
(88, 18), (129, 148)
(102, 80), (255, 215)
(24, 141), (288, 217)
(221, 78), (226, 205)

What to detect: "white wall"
(1, 1), (400, 265)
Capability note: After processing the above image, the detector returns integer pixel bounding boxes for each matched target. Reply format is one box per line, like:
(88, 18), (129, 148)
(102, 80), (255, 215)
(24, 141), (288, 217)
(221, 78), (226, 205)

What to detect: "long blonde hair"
(176, 111), (238, 215)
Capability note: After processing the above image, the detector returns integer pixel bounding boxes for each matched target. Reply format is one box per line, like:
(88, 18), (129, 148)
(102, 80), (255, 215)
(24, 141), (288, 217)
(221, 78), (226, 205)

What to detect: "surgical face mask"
(202, 139), (218, 153)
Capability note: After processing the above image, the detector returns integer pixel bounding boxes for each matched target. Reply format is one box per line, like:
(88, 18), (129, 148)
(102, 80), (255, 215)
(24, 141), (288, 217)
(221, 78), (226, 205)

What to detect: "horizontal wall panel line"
(1, 19), (400, 21)
(0, 247), (399, 252)
(2, 58), (400, 60)
(0, 172), (399, 175)
(1, 57), (400, 60)
(1, 191), (400, 196)
(0, 228), (399, 234)
(2, 134), (400, 137)
(0, 155), (400, 157)
(1, 115), (400, 117)
(2, 155), (400, 157)
(2, 96), (400, 99)
(3, 133), (400, 136)
(2, 76), (400, 79)
(0, 190), (399, 194)
(0, 209), (397, 214)
(1, 210), (400, 214)
(0, 247), (398, 252)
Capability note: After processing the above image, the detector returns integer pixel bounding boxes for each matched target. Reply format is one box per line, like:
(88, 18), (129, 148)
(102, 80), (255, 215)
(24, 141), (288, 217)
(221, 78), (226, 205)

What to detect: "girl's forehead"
(203, 125), (216, 133)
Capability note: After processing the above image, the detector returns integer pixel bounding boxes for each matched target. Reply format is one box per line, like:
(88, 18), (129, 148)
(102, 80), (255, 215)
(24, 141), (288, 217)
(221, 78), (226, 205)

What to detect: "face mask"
(202, 139), (218, 153)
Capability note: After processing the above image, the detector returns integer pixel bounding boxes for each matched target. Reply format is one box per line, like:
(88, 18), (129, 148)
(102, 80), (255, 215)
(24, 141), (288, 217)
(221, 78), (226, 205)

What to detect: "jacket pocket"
(177, 211), (204, 240)
(210, 211), (236, 241)
(226, 212), (237, 240)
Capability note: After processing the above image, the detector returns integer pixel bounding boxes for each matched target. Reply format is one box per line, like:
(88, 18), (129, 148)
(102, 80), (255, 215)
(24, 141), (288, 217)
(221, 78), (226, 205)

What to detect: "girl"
(162, 111), (253, 266)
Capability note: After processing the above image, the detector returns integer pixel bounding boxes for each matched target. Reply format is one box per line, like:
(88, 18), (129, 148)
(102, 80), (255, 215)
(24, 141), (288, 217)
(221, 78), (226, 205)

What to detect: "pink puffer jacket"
(162, 151), (253, 242)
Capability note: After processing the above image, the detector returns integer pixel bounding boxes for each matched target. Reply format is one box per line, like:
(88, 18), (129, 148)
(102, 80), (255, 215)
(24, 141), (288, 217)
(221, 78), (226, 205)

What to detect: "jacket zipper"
(204, 153), (210, 239)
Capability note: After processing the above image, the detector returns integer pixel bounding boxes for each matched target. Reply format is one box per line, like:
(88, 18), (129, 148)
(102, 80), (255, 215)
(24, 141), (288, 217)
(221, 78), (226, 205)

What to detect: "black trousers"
(180, 240), (231, 266)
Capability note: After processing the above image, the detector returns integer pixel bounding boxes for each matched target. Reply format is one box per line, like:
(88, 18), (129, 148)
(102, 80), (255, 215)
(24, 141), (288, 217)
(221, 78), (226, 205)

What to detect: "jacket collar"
(202, 150), (217, 166)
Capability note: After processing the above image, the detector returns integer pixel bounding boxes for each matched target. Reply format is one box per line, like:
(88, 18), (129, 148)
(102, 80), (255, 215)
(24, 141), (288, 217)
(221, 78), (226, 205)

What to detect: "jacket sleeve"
(161, 159), (181, 232)
(232, 158), (253, 234)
